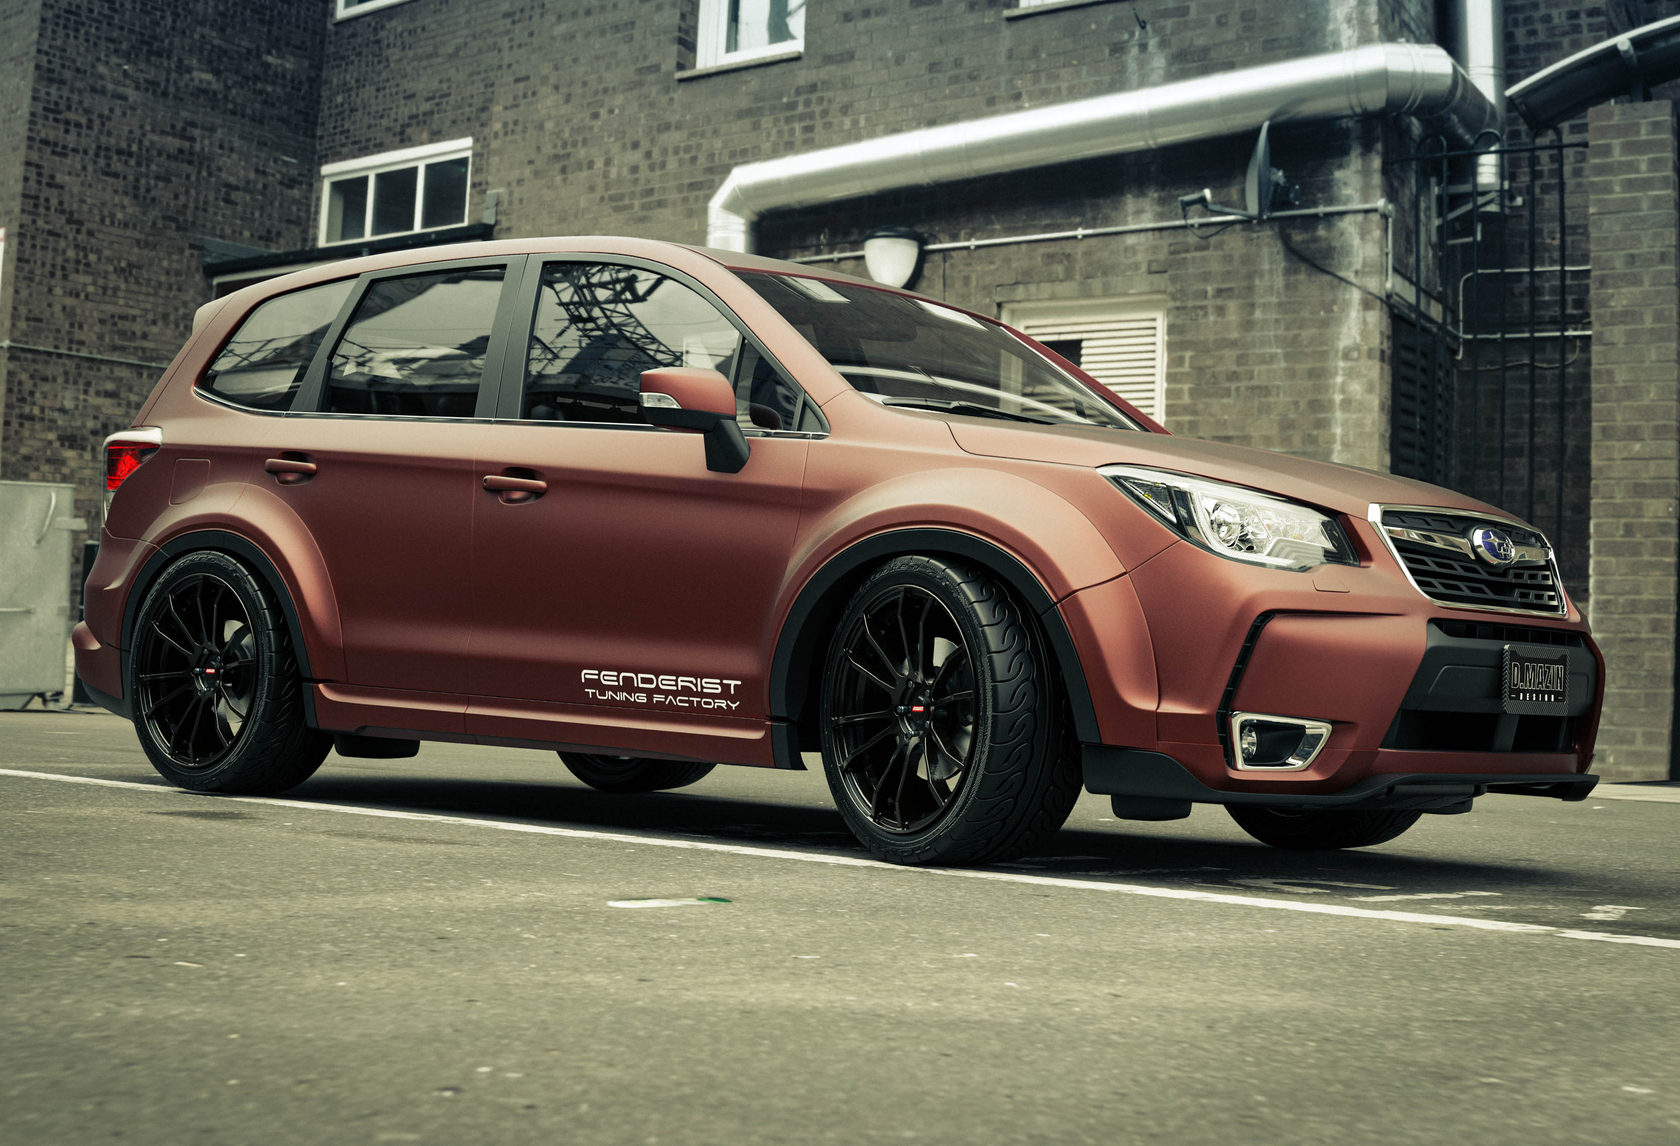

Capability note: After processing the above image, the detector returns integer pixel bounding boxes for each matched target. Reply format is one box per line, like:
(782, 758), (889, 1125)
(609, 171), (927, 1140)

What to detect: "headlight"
(1102, 465), (1357, 572)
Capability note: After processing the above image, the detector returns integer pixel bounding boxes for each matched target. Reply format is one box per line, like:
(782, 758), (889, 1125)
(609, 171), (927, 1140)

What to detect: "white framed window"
(319, 139), (472, 246)
(1006, 0), (1118, 17)
(1002, 297), (1167, 422)
(696, 0), (805, 70)
(335, 0), (417, 20)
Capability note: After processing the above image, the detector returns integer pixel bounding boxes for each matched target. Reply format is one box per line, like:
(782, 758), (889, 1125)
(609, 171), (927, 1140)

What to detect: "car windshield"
(740, 272), (1141, 430)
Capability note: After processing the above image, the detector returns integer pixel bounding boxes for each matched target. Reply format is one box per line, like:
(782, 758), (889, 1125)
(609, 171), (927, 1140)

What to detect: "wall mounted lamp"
(862, 226), (924, 289)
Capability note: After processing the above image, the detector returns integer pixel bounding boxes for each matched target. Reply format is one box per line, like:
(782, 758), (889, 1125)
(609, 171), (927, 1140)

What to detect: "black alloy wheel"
(826, 580), (976, 834)
(819, 556), (1079, 866)
(558, 754), (716, 793)
(129, 551), (329, 793)
(135, 570), (256, 767)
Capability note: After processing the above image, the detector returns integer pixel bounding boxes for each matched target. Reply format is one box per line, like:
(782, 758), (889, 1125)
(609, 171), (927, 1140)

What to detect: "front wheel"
(818, 556), (1078, 866)
(558, 754), (716, 793)
(1226, 805), (1422, 850)
(128, 551), (329, 794)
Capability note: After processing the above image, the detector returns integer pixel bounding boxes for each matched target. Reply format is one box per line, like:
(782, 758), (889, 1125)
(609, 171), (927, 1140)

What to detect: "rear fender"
(125, 495), (345, 687)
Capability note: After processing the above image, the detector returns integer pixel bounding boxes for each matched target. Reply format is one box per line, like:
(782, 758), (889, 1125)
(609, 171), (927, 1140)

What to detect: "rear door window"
(325, 266), (506, 418)
(200, 279), (354, 411)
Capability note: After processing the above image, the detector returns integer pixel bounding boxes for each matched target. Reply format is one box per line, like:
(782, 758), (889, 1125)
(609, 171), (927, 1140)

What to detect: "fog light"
(1228, 713), (1333, 771)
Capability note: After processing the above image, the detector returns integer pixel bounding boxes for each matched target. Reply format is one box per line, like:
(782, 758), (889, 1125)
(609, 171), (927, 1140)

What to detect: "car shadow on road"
(278, 771), (1565, 893)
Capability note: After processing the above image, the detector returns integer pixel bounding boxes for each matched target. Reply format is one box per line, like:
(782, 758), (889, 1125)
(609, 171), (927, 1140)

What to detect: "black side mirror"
(639, 367), (751, 474)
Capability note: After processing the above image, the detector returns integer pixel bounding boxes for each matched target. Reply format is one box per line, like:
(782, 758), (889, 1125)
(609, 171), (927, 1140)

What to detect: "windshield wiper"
(877, 396), (1058, 425)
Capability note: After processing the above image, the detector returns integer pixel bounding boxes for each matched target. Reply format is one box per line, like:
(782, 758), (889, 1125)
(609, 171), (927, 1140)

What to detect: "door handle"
(265, 456), (317, 484)
(482, 473), (547, 504)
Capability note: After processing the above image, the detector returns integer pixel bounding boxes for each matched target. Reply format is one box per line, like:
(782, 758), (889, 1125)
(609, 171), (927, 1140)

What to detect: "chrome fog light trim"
(1229, 712), (1333, 771)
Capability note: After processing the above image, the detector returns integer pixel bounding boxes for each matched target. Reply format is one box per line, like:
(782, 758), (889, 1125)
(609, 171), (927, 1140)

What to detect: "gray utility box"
(0, 481), (85, 709)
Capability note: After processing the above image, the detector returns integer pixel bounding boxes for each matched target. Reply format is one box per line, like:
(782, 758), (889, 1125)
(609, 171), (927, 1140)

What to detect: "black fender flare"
(769, 529), (1100, 757)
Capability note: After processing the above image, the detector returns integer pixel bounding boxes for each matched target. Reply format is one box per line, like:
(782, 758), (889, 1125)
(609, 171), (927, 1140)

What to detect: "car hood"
(948, 420), (1519, 521)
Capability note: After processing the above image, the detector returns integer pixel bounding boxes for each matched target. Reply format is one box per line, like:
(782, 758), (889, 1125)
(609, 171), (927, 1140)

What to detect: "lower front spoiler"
(1084, 746), (1597, 817)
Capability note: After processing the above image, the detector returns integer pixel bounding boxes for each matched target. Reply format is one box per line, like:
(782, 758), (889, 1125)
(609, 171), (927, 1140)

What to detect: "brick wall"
(0, 0), (45, 428)
(319, 0), (1408, 466)
(1586, 99), (1679, 782)
(0, 0), (328, 531)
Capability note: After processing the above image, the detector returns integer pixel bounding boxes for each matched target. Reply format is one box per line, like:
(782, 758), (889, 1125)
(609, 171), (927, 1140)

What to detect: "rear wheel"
(559, 754), (716, 793)
(1226, 805), (1422, 850)
(129, 551), (329, 794)
(818, 556), (1078, 866)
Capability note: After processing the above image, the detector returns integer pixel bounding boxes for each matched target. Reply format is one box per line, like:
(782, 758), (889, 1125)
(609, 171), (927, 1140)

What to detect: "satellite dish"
(1243, 121), (1296, 220)
(1178, 122), (1299, 225)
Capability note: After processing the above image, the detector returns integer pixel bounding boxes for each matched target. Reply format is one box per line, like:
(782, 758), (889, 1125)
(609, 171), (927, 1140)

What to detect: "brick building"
(0, 0), (1674, 779)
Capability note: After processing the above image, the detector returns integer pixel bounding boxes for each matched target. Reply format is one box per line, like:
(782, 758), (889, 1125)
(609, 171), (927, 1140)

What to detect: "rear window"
(200, 279), (354, 411)
(326, 267), (505, 418)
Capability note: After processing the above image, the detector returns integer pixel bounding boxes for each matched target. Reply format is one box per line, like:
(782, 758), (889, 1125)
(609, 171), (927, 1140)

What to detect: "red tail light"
(105, 441), (157, 491)
(102, 432), (162, 521)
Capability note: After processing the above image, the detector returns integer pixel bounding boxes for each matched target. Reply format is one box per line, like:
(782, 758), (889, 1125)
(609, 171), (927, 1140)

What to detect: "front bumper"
(1062, 520), (1602, 809)
(1084, 746), (1597, 812)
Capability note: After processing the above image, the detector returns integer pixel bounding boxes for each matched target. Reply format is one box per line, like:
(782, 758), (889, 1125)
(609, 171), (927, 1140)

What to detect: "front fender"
(768, 465), (1138, 746)
(790, 465), (1126, 603)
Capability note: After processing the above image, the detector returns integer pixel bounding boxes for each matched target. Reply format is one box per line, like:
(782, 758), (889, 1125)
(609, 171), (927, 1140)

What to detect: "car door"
(467, 256), (814, 751)
(269, 256), (522, 697)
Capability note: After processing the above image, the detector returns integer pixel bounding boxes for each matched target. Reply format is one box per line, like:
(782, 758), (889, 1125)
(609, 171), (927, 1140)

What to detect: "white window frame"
(1002, 296), (1168, 423)
(695, 0), (806, 70)
(1006, 0), (1119, 18)
(335, 0), (417, 20)
(317, 138), (472, 247)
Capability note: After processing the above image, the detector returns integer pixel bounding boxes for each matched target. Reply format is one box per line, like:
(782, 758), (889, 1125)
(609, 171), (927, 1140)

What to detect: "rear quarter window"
(199, 279), (355, 411)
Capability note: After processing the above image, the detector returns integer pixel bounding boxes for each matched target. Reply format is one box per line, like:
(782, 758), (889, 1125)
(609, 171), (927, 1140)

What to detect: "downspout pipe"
(708, 42), (1497, 253)
(1445, 0), (1507, 191)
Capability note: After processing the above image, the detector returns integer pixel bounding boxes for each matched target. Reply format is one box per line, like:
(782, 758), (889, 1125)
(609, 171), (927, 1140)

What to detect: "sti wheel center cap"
(895, 684), (937, 735)
(191, 650), (225, 694)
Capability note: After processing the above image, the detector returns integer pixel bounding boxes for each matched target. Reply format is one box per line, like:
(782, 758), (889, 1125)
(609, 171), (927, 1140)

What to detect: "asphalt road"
(3, 707), (1677, 1145)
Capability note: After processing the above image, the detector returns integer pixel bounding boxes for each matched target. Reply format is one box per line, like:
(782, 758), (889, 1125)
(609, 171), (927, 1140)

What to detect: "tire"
(1226, 805), (1422, 850)
(128, 551), (330, 794)
(559, 754), (716, 793)
(818, 556), (1079, 866)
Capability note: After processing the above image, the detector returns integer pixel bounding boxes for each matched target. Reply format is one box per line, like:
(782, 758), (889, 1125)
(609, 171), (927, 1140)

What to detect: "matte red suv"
(76, 237), (1602, 865)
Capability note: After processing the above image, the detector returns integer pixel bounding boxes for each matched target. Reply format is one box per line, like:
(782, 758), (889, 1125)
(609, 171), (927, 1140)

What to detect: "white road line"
(1591, 785), (1680, 804)
(1356, 891), (1503, 902)
(6, 767), (1678, 950)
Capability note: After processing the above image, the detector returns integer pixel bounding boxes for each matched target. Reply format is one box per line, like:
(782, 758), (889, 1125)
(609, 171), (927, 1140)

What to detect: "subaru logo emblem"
(1470, 526), (1517, 566)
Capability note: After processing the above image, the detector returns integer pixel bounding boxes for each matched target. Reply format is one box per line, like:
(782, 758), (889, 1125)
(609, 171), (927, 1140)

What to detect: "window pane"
(421, 157), (469, 229)
(202, 280), (355, 411)
(523, 263), (742, 423)
(370, 166), (418, 236)
(727, 0), (803, 53)
(1041, 338), (1082, 366)
(327, 267), (504, 417)
(326, 177), (368, 242)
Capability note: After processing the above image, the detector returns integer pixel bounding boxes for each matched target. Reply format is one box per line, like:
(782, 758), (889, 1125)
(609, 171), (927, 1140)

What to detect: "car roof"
(219, 235), (881, 309)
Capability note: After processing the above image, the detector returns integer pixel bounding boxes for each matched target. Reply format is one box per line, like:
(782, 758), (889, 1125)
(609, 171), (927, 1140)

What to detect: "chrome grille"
(1376, 507), (1565, 616)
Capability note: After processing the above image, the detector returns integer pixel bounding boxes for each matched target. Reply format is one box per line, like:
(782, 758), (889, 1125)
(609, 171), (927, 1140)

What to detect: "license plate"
(1503, 646), (1568, 714)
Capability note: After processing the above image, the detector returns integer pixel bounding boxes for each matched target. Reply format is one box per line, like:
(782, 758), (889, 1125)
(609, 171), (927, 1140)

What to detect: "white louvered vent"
(1004, 300), (1166, 423)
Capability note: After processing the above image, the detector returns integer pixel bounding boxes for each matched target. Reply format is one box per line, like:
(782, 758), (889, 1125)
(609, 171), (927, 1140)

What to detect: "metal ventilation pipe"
(707, 42), (1497, 252)
(1444, 0), (1507, 194)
